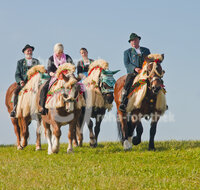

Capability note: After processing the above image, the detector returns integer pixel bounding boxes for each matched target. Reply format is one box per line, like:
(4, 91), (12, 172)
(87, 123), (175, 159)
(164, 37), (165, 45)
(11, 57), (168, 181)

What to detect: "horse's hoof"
(132, 136), (141, 145)
(52, 147), (59, 153)
(90, 142), (97, 148)
(17, 145), (23, 150)
(123, 140), (132, 151)
(35, 146), (41, 151)
(67, 148), (73, 154)
(148, 147), (156, 151)
(73, 144), (78, 148)
(48, 151), (53, 155)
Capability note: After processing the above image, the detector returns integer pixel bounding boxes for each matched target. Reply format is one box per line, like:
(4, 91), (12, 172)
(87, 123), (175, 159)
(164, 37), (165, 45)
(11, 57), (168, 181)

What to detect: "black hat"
(128, 33), (141, 43)
(22, 44), (35, 53)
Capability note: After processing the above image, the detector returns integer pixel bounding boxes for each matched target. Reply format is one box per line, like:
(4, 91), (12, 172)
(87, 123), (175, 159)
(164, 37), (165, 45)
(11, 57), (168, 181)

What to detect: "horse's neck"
(24, 73), (41, 89)
(133, 66), (148, 84)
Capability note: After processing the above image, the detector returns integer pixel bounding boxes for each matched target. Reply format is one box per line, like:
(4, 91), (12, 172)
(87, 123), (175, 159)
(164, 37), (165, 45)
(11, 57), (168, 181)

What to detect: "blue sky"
(0, 0), (200, 145)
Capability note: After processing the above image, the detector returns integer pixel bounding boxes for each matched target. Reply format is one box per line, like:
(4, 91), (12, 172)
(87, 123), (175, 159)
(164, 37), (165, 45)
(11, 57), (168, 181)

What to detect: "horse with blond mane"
(114, 54), (167, 151)
(37, 63), (85, 154)
(5, 65), (48, 150)
(74, 59), (119, 147)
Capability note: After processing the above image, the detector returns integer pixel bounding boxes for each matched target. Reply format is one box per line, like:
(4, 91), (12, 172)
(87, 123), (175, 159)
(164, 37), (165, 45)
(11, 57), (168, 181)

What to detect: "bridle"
(99, 73), (115, 95)
(146, 60), (164, 91)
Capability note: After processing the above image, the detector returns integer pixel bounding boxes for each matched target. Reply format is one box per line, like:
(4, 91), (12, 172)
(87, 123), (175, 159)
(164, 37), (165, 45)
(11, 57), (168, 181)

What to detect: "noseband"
(146, 61), (164, 90)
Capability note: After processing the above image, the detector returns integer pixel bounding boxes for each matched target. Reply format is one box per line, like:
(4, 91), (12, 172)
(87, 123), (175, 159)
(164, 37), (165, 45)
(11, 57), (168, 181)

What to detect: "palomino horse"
(74, 59), (119, 147)
(5, 65), (47, 150)
(38, 63), (85, 154)
(114, 54), (167, 151)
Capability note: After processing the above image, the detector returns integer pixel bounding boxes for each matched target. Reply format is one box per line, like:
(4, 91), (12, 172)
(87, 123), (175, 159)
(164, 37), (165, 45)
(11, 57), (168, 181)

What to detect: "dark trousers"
(123, 72), (137, 95)
(13, 85), (23, 106)
(39, 78), (51, 108)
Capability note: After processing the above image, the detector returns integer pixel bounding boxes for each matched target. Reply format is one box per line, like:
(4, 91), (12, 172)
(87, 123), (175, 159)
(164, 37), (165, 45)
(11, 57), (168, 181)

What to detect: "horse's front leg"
(94, 114), (104, 147)
(87, 119), (96, 147)
(132, 121), (143, 146)
(74, 111), (84, 147)
(76, 122), (83, 147)
(43, 121), (52, 154)
(35, 115), (42, 151)
(119, 112), (132, 150)
(11, 118), (22, 150)
(51, 123), (61, 153)
(149, 114), (160, 151)
(67, 123), (75, 153)
(21, 117), (30, 148)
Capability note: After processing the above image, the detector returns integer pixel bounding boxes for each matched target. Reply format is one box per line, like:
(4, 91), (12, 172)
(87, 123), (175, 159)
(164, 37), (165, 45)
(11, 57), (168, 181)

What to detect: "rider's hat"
(128, 33), (141, 43)
(22, 44), (35, 53)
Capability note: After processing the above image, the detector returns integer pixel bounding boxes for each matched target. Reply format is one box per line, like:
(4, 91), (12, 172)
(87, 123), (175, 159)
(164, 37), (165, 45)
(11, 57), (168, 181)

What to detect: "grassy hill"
(0, 141), (200, 190)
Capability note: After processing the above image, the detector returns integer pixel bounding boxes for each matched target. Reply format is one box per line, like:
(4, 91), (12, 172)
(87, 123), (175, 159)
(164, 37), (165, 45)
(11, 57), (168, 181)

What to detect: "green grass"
(0, 141), (200, 190)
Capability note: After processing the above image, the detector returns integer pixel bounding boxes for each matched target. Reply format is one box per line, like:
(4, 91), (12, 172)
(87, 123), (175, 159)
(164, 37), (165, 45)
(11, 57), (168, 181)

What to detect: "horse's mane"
(56, 63), (76, 78)
(83, 59), (109, 87)
(83, 59), (113, 110)
(16, 65), (47, 117)
(88, 59), (109, 73)
(27, 65), (46, 80)
(45, 63), (85, 110)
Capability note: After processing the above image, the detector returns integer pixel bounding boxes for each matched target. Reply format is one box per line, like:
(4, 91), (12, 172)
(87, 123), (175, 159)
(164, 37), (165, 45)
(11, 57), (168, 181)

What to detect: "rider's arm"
(124, 50), (135, 74)
(15, 61), (23, 84)
(66, 55), (74, 65)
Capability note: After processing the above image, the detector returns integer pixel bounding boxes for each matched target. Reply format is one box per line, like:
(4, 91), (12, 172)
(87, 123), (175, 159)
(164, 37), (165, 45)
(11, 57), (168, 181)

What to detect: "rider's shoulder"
(124, 48), (132, 54)
(17, 58), (25, 65)
(140, 46), (150, 52)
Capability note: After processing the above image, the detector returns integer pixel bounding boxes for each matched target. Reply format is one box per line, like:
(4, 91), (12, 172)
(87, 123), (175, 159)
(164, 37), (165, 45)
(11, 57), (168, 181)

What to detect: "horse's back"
(5, 82), (17, 112)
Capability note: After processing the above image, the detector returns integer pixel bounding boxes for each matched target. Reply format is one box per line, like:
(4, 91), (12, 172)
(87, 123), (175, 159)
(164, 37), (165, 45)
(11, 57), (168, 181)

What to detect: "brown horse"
(38, 63), (85, 154)
(5, 65), (46, 150)
(114, 54), (167, 151)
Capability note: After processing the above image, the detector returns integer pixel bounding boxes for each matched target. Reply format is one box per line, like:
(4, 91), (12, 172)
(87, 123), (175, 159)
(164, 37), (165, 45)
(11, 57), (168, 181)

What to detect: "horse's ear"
(161, 54), (164, 61)
(62, 73), (70, 82)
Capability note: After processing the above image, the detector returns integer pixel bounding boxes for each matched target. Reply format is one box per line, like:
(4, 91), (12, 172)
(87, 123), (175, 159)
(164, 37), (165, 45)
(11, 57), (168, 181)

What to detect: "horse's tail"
(116, 112), (123, 143)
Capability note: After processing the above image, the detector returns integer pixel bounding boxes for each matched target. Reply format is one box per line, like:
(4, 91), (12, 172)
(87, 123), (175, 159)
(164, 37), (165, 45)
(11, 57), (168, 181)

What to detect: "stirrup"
(10, 110), (16, 117)
(119, 103), (126, 113)
(39, 108), (47, 115)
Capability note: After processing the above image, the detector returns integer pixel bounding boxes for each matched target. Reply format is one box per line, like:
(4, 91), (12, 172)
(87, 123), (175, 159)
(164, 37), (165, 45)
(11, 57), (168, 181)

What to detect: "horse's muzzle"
(152, 86), (161, 94)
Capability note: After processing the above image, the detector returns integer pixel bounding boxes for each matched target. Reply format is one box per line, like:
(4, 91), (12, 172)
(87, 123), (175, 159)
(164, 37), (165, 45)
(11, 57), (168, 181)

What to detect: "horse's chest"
(141, 96), (157, 115)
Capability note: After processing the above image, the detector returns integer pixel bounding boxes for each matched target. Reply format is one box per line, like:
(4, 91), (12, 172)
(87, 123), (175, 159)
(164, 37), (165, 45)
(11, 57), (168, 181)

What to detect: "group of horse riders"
(10, 33), (150, 117)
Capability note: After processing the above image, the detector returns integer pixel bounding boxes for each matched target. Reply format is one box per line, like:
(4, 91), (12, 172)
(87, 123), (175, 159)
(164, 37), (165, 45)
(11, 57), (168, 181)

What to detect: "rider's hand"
(134, 68), (141, 73)
(20, 81), (25, 87)
(49, 72), (55, 77)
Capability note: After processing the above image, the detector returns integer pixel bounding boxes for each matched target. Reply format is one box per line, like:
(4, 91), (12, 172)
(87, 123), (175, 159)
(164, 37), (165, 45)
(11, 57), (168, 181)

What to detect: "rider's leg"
(39, 79), (50, 115)
(119, 72), (137, 113)
(10, 85), (22, 117)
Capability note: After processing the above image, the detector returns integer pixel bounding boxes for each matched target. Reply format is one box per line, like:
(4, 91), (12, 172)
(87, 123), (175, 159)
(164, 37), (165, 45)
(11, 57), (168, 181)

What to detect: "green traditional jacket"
(15, 58), (40, 84)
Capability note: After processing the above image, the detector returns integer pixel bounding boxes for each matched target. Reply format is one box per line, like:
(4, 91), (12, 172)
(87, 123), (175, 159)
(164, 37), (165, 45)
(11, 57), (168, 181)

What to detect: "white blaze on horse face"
(65, 101), (74, 112)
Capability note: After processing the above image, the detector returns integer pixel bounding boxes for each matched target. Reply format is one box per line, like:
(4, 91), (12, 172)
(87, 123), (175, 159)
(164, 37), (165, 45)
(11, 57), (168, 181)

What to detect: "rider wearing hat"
(10, 44), (40, 117)
(119, 33), (151, 112)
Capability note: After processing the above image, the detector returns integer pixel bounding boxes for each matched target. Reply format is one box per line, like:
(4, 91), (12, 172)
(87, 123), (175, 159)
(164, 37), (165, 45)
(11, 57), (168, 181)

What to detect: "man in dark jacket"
(10, 44), (40, 117)
(119, 33), (150, 112)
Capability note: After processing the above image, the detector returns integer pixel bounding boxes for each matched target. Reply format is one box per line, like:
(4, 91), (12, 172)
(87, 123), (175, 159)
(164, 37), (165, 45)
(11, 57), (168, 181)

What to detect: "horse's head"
(99, 69), (120, 104)
(62, 73), (80, 112)
(145, 54), (165, 94)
